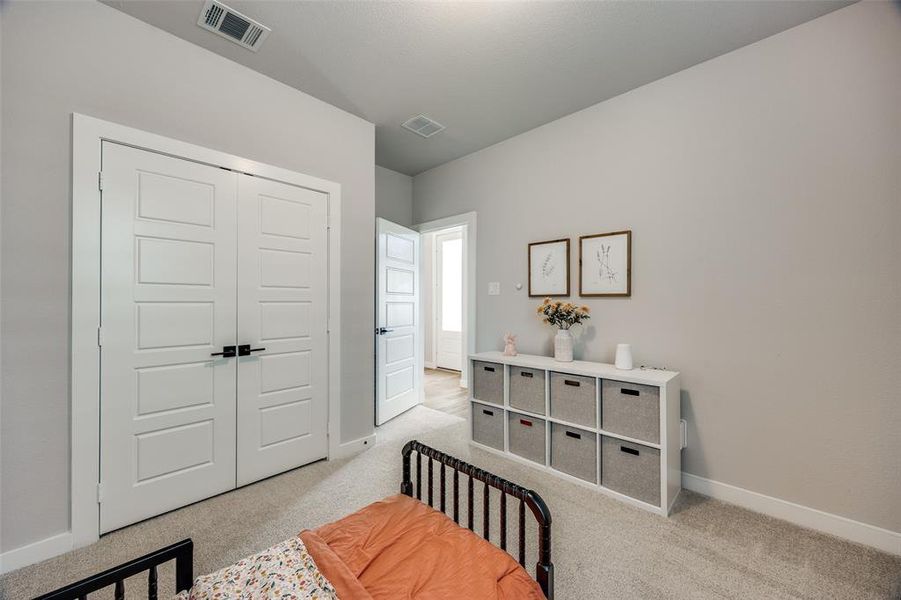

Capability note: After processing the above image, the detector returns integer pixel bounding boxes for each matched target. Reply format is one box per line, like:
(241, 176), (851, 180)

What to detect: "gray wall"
(413, 2), (901, 532)
(0, 1), (375, 552)
(375, 165), (413, 227)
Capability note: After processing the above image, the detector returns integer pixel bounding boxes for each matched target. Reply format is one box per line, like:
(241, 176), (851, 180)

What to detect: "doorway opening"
(421, 222), (469, 419)
(373, 212), (475, 427)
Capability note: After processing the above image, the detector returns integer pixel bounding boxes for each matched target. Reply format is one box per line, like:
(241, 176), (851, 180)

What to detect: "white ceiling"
(103, 0), (852, 175)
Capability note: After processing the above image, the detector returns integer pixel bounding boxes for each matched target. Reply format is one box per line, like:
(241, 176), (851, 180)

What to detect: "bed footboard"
(33, 539), (193, 600)
(401, 440), (554, 599)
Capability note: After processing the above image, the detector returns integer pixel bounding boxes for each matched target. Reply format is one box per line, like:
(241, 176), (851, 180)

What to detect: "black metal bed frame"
(401, 440), (554, 598)
(33, 539), (193, 600)
(33, 441), (553, 599)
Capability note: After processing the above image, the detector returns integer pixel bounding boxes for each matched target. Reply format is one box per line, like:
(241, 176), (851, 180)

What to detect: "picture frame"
(528, 238), (570, 297)
(579, 230), (631, 297)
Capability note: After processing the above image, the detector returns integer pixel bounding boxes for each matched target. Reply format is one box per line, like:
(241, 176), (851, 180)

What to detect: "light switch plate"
(488, 282), (500, 295)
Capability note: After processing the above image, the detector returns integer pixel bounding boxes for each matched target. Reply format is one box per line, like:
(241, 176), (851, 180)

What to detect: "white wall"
(0, 1), (375, 554)
(413, 2), (901, 533)
(375, 165), (413, 227)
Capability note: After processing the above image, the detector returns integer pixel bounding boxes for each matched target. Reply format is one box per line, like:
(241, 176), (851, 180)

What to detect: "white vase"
(615, 343), (633, 370)
(554, 329), (574, 362)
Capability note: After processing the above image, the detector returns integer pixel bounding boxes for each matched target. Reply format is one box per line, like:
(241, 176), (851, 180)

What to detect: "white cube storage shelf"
(469, 351), (682, 516)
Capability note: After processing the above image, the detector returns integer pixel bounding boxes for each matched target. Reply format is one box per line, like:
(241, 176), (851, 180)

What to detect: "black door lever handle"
(211, 345), (236, 358)
(238, 344), (266, 356)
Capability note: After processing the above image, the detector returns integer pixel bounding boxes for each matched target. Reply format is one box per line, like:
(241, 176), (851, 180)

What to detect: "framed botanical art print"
(580, 230), (631, 297)
(528, 238), (570, 297)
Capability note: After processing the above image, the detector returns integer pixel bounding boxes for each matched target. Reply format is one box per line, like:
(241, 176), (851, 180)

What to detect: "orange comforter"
(300, 494), (545, 600)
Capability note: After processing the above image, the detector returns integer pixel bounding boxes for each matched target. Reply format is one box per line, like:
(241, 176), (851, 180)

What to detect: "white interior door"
(435, 230), (463, 371)
(376, 218), (421, 425)
(236, 175), (329, 486)
(100, 142), (237, 533)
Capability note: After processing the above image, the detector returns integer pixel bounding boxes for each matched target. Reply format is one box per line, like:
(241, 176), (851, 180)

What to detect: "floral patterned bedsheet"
(174, 536), (338, 600)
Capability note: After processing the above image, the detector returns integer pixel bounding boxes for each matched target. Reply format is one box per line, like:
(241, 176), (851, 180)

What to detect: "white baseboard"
(330, 433), (376, 460)
(0, 531), (74, 575)
(682, 472), (901, 556)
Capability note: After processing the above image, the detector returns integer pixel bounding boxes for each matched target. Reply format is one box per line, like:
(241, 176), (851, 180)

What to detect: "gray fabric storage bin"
(549, 372), (597, 428)
(601, 379), (660, 444)
(507, 411), (546, 465)
(471, 403), (504, 450)
(550, 423), (597, 483)
(509, 366), (546, 415)
(472, 361), (504, 405)
(601, 436), (660, 506)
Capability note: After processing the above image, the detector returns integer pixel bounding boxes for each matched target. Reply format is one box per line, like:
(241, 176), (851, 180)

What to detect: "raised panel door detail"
(385, 334), (414, 365)
(259, 249), (311, 289)
(259, 195), (311, 239)
(137, 171), (213, 227)
(260, 400), (312, 448)
(386, 267), (414, 295)
(136, 302), (213, 350)
(136, 237), (214, 286)
(386, 233), (415, 264)
(386, 366), (414, 400)
(386, 302), (414, 327)
(260, 351), (312, 394)
(260, 302), (311, 341)
(136, 420), (214, 482)
(136, 361), (214, 416)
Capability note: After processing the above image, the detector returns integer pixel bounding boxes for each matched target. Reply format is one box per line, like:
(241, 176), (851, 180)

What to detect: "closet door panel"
(99, 143), (238, 533)
(236, 176), (329, 486)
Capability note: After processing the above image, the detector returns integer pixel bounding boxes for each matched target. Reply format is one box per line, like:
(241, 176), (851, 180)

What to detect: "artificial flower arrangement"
(537, 298), (590, 361)
(536, 298), (591, 330)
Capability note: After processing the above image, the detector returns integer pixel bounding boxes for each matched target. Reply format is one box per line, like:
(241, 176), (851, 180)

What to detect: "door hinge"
(97, 326), (103, 348)
(98, 171), (104, 191)
(96, 483), (104, 504)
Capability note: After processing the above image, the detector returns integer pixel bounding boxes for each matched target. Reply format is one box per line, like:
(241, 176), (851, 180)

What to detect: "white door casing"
(236, 176), (329, 486)
(375, 218), (421, 425)
(435, 230), (463, 371)
(99, 142), (238, 533)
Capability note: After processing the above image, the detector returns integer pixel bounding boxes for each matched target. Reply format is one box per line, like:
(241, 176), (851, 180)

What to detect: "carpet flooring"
(2, 406), (899, 599)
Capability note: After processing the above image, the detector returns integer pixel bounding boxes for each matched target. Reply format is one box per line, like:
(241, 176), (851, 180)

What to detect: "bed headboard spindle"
(401, 440), (554, 599)
(33, 539), (193, 600)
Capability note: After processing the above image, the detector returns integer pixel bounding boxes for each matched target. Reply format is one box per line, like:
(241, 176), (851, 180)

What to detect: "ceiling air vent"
(197, 0), (271, 52)
(402, 115), (446, 138)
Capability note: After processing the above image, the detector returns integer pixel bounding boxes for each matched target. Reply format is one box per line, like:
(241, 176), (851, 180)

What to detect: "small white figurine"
(503, 333), (518, 356)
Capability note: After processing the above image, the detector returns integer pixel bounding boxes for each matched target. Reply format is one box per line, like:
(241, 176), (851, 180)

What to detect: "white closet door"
(100, 143), (237, 533)
(236, 175), (329, 486)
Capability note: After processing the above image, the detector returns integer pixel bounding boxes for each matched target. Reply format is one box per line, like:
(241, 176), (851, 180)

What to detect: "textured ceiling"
(102, 0), (852, 175)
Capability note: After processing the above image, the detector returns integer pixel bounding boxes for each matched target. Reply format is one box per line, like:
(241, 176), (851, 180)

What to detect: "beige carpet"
(2, 406), (899, 599)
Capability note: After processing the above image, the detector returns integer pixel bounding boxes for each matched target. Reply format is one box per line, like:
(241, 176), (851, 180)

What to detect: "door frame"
(414, 212), (476, 388)
(71, 113), (343, 549)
